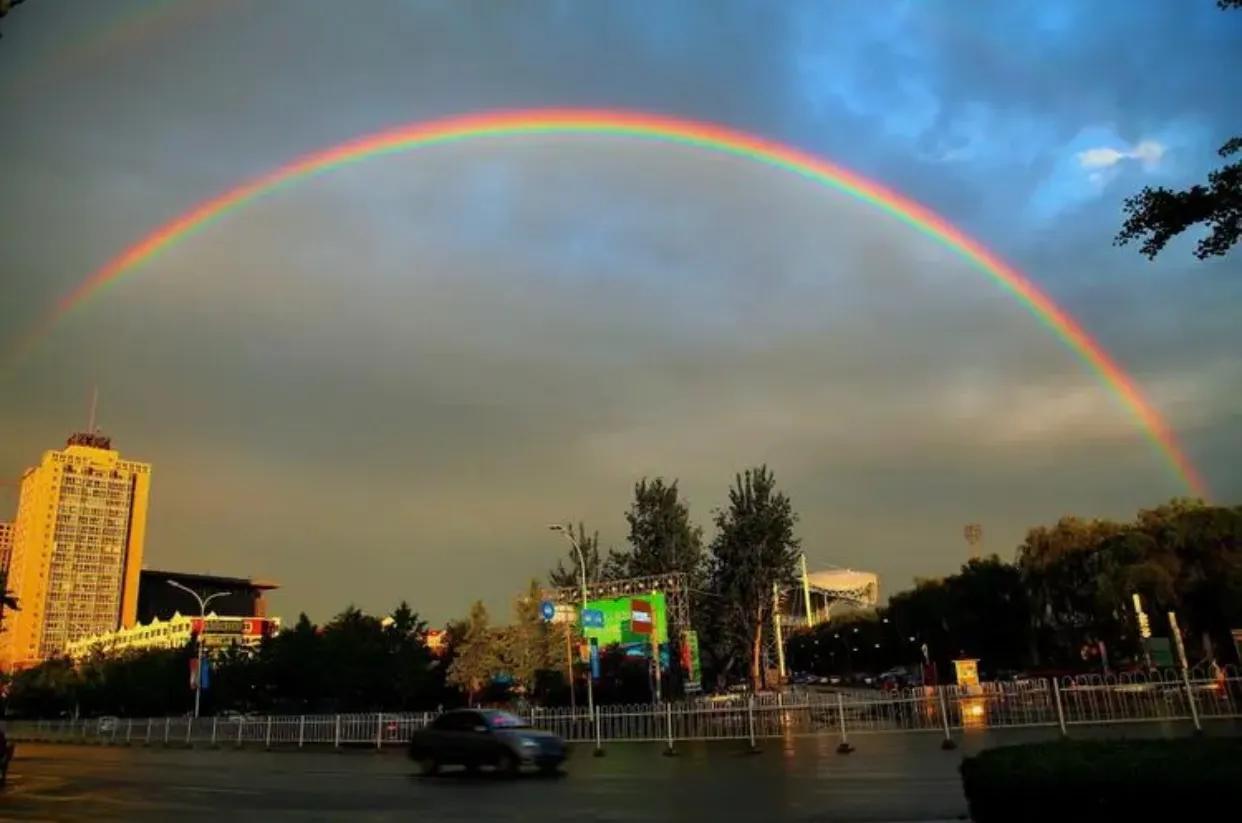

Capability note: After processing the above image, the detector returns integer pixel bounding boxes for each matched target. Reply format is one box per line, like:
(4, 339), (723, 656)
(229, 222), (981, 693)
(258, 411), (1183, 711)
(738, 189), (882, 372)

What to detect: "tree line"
(0, 465), (803, 716)
(450, 466), (802, 701)
(788, 500), (1242, 680)
(2, 482), (1237, 718)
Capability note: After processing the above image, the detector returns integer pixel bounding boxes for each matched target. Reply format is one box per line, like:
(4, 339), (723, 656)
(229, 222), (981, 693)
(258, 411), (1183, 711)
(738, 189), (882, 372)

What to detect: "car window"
(487, 711), (530, 729)
(432, 712), (472, 731)
(457, 712), (485, 730)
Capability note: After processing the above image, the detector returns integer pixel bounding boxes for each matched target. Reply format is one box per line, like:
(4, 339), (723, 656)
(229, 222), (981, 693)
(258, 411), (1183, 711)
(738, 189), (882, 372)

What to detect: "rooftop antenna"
(88, 385), (99, 433)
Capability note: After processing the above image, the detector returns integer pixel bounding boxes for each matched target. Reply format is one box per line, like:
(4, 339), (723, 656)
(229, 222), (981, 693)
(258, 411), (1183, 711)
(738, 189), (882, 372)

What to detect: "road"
(0, 726), (1207, 822)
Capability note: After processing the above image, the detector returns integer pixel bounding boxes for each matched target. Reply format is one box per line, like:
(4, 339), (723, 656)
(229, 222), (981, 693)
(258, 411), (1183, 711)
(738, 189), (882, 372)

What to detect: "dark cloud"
(0, 0), (1237, 622)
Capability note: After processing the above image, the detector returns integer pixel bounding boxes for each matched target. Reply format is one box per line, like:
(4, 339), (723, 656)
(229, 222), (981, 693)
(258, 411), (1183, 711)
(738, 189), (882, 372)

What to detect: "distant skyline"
(1, 1), (1239, 624)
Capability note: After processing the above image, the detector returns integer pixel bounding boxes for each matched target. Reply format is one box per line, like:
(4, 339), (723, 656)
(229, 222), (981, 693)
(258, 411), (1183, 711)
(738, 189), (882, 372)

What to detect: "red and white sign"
(630, 599), (653, 634)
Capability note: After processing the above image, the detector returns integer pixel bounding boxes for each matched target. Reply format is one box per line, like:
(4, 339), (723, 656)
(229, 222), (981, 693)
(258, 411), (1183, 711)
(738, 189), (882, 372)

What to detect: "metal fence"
(8, 667), (1240, 752)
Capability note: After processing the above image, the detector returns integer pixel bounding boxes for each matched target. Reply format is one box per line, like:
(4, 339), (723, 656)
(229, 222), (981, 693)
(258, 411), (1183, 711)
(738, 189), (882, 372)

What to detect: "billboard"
(681, 629), (702, 692)
(581, 593), (668, 647)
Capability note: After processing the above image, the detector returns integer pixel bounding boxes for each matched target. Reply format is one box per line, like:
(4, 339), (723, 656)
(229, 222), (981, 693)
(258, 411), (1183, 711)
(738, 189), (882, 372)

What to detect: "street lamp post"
(549, 524), (594, 718)
(167, 580), (229, 718)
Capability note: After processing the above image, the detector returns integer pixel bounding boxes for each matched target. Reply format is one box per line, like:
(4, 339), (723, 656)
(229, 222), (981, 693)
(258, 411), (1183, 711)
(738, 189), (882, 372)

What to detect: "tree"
(0, 0), (29, 39)
(446, 601), (502, 705)
(382, 601), (433, 710)
(501, 580), (560, 697)
(1115, 2), (1240, 260)
(707, 465), (801, 692)
(616, 477), (706, 580)
(0, 570), (17, 634)
(3, 656), (78, 718)
(548, 522), (609, 588)
(258, 613), (324, 712)
(1017, 500), (1242, 668)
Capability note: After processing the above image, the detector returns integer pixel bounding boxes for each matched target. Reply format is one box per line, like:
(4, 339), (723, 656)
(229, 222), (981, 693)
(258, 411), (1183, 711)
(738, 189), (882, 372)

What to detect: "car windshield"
(487, 711), (530, 729)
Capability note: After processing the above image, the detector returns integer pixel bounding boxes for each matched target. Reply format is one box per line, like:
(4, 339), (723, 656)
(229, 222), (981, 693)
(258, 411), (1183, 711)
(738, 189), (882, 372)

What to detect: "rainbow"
(12, 108), (1209, 497)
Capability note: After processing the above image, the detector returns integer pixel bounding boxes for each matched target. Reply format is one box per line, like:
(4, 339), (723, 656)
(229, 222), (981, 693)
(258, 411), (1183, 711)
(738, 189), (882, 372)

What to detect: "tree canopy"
(1115, 1), (1240, 260)
(547, 522), (610, 589)
(3, 487), (1238, 718)
(706, 465), (801, 692)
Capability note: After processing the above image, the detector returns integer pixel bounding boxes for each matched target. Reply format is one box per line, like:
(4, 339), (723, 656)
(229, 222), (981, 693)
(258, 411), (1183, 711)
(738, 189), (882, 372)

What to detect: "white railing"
(7, 670), (1239, 751)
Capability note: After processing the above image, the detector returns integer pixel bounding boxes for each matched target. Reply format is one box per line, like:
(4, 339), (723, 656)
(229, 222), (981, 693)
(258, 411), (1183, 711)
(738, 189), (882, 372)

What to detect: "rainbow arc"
(9, 109), (1207, 497)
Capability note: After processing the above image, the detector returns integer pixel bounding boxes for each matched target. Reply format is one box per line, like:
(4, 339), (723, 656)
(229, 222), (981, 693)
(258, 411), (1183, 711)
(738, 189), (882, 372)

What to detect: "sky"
(1, 0), (1239, 625)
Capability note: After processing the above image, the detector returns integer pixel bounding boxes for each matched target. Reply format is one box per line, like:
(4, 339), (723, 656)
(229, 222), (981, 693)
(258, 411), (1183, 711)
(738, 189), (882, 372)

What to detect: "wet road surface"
(0, 726), (1207, 822)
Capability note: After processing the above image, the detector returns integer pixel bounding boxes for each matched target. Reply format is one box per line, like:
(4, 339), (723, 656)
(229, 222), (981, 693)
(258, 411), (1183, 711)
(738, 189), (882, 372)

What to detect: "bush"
(960, 737), (1242, 822)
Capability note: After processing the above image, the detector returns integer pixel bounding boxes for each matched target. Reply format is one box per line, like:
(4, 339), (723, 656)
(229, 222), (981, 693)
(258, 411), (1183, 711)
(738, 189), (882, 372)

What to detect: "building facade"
(64, 613), (280, 661)
(0, 433), (151, 671)
(137, 569), (277, 624)
(0, 521), (13, 573)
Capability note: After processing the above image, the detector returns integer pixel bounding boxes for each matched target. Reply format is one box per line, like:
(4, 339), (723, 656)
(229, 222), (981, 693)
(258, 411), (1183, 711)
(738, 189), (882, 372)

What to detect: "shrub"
(960, 737), (1242, 822)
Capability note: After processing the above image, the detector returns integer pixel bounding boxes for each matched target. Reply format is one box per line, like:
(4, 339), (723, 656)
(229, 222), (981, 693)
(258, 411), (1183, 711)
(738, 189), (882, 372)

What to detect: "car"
(409, 709), (566, 776)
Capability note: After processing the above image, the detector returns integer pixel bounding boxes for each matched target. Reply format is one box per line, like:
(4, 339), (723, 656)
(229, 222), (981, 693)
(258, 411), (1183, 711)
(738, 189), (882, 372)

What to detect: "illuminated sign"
(581, 593), (668, 646)
(630, 600), (653, 635)
(953, 659), (979, 687)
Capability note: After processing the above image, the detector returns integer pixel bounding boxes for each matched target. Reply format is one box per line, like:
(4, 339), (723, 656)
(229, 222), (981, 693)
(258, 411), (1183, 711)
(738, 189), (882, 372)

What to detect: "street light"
(167, 580), (230, 718)
(548, 524), (594, 717)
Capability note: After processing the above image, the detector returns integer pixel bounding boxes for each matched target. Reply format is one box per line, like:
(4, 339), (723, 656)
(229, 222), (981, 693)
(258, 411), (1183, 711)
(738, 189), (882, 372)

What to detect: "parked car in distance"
(409, 709), (566, 776)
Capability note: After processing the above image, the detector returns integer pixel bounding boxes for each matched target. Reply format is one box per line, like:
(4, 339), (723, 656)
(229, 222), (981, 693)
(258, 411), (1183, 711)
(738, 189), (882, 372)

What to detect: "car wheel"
(495, 751), (519, 777)
(418, 757), (439, 776)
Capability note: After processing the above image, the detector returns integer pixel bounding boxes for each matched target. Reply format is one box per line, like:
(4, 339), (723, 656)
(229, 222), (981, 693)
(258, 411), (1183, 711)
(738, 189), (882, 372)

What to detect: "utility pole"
(800, 554), (814, 627)
(549, 524), (594, 717)
(167, 580), (229, 718)
(564, 621), (576, 713)
(87, 386), (99, 433)
(772, 583), (786, 682)
(963, 523), (982, 560)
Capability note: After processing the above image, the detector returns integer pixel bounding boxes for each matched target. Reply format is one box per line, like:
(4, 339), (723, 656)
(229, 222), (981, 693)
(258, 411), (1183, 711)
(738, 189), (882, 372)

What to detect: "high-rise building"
(0, 432), (151, 671)
(0, 521), (13, 573)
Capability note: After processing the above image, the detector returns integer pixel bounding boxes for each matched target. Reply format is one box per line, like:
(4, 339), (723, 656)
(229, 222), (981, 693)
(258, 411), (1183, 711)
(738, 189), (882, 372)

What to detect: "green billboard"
(581, 592), (668, 646)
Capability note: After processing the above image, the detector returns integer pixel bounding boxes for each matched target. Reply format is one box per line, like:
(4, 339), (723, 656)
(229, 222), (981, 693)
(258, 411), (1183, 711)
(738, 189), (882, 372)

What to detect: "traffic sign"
(581, 608), (605, 629)
(540, 601), (556, 622)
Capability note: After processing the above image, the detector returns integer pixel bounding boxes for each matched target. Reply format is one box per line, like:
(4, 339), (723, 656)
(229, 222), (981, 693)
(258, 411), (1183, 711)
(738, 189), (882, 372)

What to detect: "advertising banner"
(581, 592), (668, 646)
(680, 629), (702, 692)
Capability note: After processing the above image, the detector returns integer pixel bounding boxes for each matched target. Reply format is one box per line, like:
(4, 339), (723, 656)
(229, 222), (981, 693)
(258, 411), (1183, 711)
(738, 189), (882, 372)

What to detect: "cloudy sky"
(1, 0), (1239, 624)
